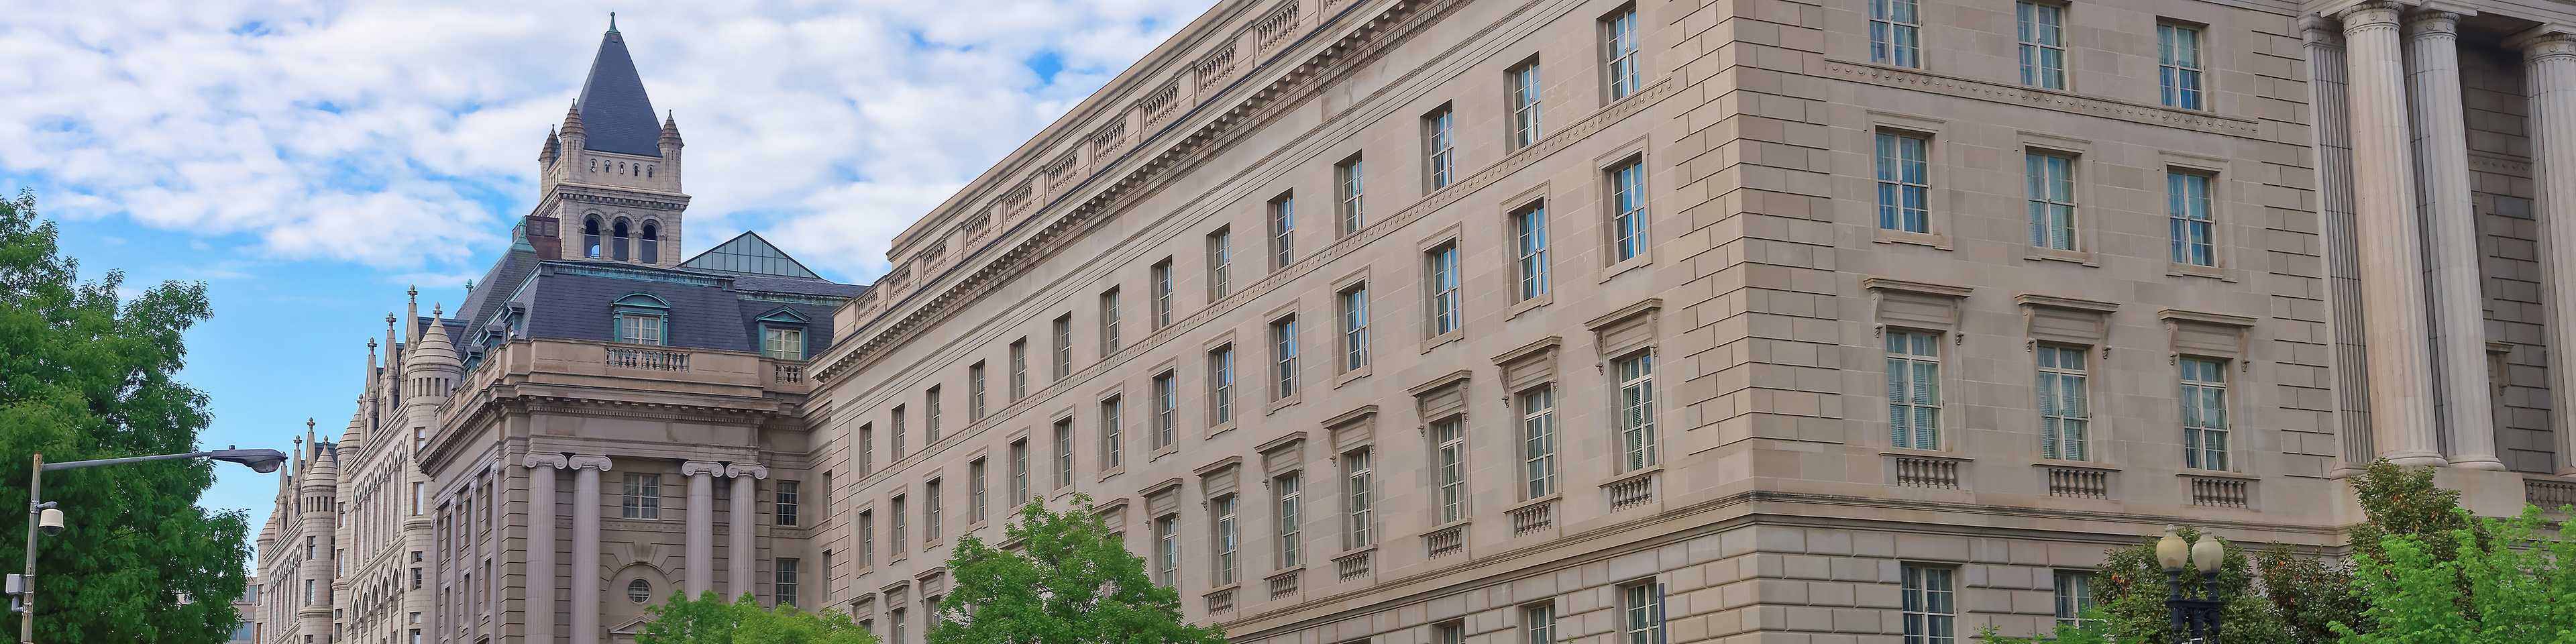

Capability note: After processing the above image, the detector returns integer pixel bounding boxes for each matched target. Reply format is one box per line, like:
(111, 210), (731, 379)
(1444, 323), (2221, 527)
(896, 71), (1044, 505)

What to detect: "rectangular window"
(1425, 106), (1455, 189)
(1155, 515), (1181, 587)
(1053, 315), (1074, 379)
(775, 558), (800, 607)
(1887, 331), (1943, 449)
(1525, 604), (1557, 644)
(2017, 2), (2066, 89)
(1870, 0), (1921, 67)
(1604, 7), (1641, 100)
(1336, 158), (1366, 235)
(892, 405), (908, 460)
(969, 458), (989, 524)
(1520, 388), (1558, 498)
(968, 362), (987, 422)
(1271, 317), (1298, 399)
(2026, 152), (2077, 250)
(2169, 171), (2214, 266)
(1271, 195), (1296, 268)
(763, 326), (806, 360)
(621, 473), (661, 519)
(1212, 495), (1240, 586)
(775, 481), (801, 527)
(891, 608), (908, 644)
(858, 423), (875, 478)
(1100, 288), (1122, 354)
(1274, 472), (1301, 568)
(1428, 244), (1460, 336)
(2182, 358), (2230, 470)
(1432, 417), (1466, 523)
(616, 313), (665, 345)
(857, 510), (874, 566)
(891, 496), (908, 553)
(1621, 582), (1665, 644)
(1342, 448), (1373, 549)
(1513, 205), (1550, 301)
(2159, 24), (2204, 109)
(411, 567), (421, 590)
(1203, 229), (1234, 302)
(2054, 571), (2098, 629)
(1100, 396), (1124, 469)
(1438, 622), (1466, 644)
(925, 386), (943, 444)
(1210, 345), (1236, 425)
(926, 480), (943, 542)
(1009, 339), (1030, 401)
(1152, 259), (1177, 329)
(1615, 353), (1658, 471)
(1876, 132), (1931, 233)
(1510, 63), (1543, 148)
(1902, 565), (1957, 644)
(1152, 371), (1179, 449)
(1610, 160), (1648, 262)
(1053, 419), (1075, 488)
(1340, 286), (1370, 371)
(1009, 439), (1031, 505)
(2037, 345), (2092, 460)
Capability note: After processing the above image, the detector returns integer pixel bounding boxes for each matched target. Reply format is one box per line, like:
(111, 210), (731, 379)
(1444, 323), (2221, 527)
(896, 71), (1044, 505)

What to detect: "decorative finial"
(368, 338), (377, 350)
(292, 435), (303, 447)
(609, 11), (619, 33)
(407, 285), (418, 301)
(307, 418), (316, 431)
(464, 279), (476, 292)
(433, 303), (443, 317)
(386, 313), (396, 326)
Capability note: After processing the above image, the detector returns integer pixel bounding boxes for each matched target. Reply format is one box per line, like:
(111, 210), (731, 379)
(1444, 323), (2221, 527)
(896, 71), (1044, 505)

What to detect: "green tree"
(2332, 508), (2576, 644)
(635, 591), (879, 644)
(0, 191), (248, 643)
(929, 495), (1226, 644)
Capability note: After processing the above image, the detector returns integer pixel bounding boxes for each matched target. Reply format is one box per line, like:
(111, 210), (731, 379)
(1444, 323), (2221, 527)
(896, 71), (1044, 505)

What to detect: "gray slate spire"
(576, 26), (662, 157)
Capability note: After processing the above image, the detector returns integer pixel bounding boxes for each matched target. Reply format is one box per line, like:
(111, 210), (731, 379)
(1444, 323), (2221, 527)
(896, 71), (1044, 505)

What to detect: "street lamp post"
(2156, 526), (2226, 644)
(17, 447), (287, 644)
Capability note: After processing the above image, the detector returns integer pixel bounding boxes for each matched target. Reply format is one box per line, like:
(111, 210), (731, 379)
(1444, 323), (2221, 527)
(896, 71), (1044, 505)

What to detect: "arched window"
(640, 222), (660, 264)
(646, 165), (654, 178)
(582, 216), (602, 259)
(612, 218), (632, 262)
(611, 294), (669, 345)
(627, 579), (651, 603)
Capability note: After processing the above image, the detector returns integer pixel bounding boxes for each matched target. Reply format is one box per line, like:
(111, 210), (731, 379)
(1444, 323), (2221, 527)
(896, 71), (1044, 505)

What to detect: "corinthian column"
(2408, 9), (2508, 470)
(523, 454), (566, 644)
(683, 460), (722, 598)
(2515, 28), (2576, 477)
(568, 455), (612, 644)
(727, 464), (769, 600)
(2342, 3), (2447, 466)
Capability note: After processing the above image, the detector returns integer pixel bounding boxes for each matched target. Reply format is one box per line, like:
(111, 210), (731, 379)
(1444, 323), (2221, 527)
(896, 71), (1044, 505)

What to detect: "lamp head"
(210, 447), (290, 474)
(2192, 535), (2225, 574)
(38, 508), (64, 537)
(2155, 526), (2188, 572)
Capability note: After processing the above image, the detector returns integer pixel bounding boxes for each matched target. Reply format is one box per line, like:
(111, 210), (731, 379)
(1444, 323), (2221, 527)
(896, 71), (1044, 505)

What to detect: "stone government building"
(250, 0), (2576, 643)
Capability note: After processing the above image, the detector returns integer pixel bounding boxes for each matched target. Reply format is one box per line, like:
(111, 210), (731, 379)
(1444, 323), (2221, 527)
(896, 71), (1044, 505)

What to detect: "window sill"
(2034, 460), (2115, 472)
(1332, 366), (1373, 388)
(2176, 470), (2257, 481)
(1601, 256), (1654, 282)
(1096, 465), (1126, 482)
(1150, 445), (1179, 462)
(1507, 493), (1564, 515)
(1419, 330), (1464, 354)
(1266, 395), (1301, 415)
(1872, 227), (1950, 250)
(2022, 246), (2097, 266)
(1878, 448), (1967, 460)
(2165, 262), (2231, 282)
(1507, 292), (1553, 320)
(1207, 421), (1238, 440)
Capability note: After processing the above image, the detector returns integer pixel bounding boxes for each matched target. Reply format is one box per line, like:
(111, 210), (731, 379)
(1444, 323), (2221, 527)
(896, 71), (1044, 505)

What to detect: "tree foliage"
(635, 591), (879, 644)
(0, 191), (248, 643)
(929, 495), (1225, 644)
(2331, 508), (2576, 644)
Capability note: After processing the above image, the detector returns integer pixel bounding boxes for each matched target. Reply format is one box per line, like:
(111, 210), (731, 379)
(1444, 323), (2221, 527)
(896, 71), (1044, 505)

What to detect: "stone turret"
(541, 126), (562, 168)
(295, 420), (336, 641)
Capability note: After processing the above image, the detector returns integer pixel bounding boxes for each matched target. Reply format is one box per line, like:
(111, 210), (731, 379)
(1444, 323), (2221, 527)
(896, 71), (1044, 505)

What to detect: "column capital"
(2330, 1), (2408, 26)
(681, 460), (725, 476)
(568, 454), (612, 472)
(724, 464), (769, 480)
(2508, 26), (2576, 60)
(2300, 15), (2345, 46)
(2404, 9), (2461, 35)
(523, 453), (569, 470)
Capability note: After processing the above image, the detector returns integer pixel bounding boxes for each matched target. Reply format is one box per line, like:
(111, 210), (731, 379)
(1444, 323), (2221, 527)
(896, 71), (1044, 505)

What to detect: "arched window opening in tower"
(646, 165), (654, 178)
(583, 216), (603, 259)
(612, 219), (632, 261)
(641, 222), (660, 264)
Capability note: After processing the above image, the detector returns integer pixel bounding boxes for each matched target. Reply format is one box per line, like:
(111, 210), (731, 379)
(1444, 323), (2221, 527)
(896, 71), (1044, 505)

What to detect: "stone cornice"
(1821, 60), (2265, 138)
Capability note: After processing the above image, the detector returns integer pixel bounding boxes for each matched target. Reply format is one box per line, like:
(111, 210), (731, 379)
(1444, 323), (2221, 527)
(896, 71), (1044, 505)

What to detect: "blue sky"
(1, 0), (1208, 559)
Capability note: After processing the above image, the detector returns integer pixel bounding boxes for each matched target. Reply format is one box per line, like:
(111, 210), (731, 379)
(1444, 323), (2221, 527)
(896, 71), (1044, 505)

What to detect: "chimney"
(525, 215), (564, 260)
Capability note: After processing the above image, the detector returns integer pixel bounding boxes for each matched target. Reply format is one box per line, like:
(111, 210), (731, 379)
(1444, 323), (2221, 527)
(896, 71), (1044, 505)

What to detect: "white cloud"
(0, 0), (1210, 280)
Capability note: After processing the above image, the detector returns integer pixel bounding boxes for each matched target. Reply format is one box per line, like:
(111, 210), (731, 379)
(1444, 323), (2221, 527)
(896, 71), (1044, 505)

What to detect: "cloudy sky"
(1, 0), (1212, 550)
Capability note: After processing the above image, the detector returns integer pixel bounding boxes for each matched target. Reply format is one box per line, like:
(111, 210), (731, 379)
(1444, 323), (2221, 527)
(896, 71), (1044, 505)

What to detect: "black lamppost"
(2157, 526), (2226, 644)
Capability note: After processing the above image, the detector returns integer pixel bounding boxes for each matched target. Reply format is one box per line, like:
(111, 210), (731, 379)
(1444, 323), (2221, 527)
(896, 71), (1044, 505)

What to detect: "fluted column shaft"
(2407, 10), (2508, 470)
(2343, 3), (2448, 466)
(2521, 31), (2576, 476)
(684, 461), (721, 598)
(727, 464), (768, 601)
(524, 455), (565, 644)
(569, 455), (610, 644)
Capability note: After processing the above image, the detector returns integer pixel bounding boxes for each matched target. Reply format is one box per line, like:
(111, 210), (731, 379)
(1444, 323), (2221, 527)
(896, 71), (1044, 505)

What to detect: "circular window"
(627, 579), (652, 603)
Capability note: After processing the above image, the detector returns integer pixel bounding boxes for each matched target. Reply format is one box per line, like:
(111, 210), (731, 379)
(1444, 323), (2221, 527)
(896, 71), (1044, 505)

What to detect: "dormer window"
(641, 222), (660, 264)
(758, 309), (810, 360)
(612, 294), (670, 345)
(583, 216), (603, 259)
(612, 218), (633, 262)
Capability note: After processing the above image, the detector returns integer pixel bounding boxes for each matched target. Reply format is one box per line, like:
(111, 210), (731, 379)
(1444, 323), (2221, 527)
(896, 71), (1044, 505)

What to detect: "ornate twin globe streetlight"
(2156, 526), (2226, 644)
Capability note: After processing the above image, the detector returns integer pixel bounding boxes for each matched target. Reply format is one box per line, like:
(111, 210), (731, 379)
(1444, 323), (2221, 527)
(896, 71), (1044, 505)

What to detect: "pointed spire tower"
(533, 15), (691, 266)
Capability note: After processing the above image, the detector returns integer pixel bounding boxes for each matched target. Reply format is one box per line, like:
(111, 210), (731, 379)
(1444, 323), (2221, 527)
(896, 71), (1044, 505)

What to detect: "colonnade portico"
(525, 454), (771, 643)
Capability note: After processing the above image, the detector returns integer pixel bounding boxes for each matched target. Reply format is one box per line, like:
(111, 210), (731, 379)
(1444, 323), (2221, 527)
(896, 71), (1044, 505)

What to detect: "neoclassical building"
(249, 25), (860, 644)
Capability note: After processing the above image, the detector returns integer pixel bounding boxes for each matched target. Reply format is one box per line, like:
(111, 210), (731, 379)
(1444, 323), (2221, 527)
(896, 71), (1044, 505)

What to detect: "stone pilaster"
(2406, 9), (2507, 470)
(2341, 2), (2447, 466)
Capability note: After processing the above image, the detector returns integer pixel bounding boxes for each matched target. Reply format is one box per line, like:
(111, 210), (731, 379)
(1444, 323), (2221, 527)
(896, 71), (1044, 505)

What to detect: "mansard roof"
(576, 28), (663, 157)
